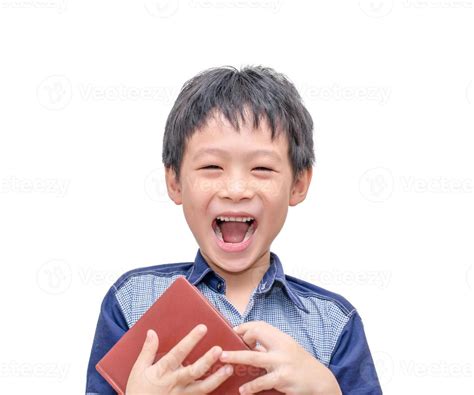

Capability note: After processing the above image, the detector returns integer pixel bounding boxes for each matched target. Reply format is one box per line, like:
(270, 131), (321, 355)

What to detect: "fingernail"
(198, 324), (207, 333)
(223, 364), (233, 375)
(221, 351), (228, 360)
(213, 346), (222, 357)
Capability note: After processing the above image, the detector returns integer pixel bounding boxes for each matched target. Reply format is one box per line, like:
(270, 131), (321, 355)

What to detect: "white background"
(0, 1), (473, 394)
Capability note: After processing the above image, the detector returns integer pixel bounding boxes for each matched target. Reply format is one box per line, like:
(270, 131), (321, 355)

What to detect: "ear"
(289, 167), (312, 206)
(165, 166), (183, 205)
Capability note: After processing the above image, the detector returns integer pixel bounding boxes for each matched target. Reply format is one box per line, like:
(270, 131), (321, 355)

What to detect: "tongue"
(219, 221), (250, 243)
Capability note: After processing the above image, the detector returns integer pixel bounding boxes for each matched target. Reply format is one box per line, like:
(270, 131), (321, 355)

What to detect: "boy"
(86, 66), (382, 394)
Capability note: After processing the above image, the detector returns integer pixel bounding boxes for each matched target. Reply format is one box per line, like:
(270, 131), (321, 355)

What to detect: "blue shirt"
(86, 249), (382, 394)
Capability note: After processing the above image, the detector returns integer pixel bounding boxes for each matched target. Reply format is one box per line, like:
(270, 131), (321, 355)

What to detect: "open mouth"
(211, 216), (258, 244)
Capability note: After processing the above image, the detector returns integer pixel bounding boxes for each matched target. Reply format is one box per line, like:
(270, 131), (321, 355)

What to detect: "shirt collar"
(187, 248), (308, 313)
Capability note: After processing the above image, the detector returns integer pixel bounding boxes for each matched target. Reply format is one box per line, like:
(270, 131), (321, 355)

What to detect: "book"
(96, 276), (282, 394)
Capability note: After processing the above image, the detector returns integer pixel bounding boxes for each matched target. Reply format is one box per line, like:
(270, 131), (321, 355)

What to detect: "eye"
(201, 165), (221, 170)
(253, 167), (273, 172)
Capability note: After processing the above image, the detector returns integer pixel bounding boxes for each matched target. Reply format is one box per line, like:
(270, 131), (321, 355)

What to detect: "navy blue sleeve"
(328, 311), (382, 394)
(85, 286), (129, 394)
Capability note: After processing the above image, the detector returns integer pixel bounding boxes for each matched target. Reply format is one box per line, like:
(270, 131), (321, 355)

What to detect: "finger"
(161, 324), (207, 371)
(131, 329), (159, 373)
(234, 322), (276, 351)
(176, 345), (222, 383)
(239, 370), (279, 395)
(219, 350), (270, 369)
(188, 364), (234, 394)
(253, 344), (267, 352)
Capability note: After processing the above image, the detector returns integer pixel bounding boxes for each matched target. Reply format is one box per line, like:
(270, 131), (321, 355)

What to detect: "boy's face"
(165, 111), (312, 275)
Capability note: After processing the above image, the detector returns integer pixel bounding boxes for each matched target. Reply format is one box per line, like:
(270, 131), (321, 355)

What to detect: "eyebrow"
(192, 148), (281, 161)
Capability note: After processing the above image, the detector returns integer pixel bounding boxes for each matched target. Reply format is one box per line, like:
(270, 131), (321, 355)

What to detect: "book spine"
(95, 363), (125, 395)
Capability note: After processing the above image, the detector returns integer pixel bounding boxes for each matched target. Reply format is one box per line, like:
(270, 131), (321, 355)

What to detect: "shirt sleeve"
(328, 311), (383, 395)
(85, 286), (129, 395)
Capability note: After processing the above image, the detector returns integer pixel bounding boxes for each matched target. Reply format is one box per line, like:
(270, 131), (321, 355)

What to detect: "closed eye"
(201, 165), (221, 170)
(254, 167), (273, 172)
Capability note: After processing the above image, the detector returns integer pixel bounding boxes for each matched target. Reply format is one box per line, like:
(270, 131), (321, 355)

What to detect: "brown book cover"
(96, 276), (282, 394)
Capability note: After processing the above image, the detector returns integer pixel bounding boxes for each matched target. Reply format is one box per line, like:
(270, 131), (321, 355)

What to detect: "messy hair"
(162, 65), (315, 184)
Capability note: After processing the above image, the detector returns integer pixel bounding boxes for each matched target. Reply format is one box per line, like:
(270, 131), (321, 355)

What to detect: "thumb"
(132, 329), (159, 372)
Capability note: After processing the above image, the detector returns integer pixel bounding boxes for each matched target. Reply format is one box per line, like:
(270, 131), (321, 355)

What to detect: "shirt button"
(217, 282), (223, 291)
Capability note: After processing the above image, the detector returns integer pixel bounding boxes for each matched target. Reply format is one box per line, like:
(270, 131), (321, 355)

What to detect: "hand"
(126, 324), (234, 395)
(219, 321), (342, 395)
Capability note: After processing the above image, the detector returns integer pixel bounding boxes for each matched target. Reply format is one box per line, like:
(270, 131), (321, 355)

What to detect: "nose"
(217, 172), (255, 202)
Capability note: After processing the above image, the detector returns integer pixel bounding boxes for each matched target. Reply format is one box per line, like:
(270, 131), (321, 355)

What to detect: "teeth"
(213, 217), (256, 243)
(243, 221), (256, 242)
(215, 224), (224, 241)
(216, 216), (254, 222)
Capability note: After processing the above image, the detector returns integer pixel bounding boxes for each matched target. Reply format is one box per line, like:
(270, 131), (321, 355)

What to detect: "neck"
(202, 250), (271, 294)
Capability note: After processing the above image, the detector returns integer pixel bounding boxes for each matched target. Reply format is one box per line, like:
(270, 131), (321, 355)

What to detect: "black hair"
(162, 65), (315, 184)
